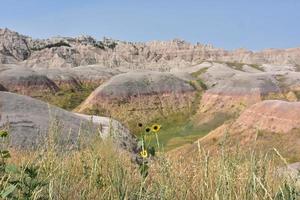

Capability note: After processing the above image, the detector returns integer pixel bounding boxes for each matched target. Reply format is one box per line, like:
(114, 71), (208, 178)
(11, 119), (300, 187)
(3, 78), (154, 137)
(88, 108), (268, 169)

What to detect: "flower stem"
(155, 133), (160, 150)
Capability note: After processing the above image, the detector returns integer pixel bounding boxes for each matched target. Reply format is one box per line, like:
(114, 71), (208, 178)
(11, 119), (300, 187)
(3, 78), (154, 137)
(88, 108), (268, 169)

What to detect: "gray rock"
(84, 71), (195, 101)
(0, 92), (137, 152)
(0, 84), (6, 91)
(0, 66), (59, 95)
(2, 28), (300, 69)
(208, 72), (280, 95)
(0, 28), (31, 62)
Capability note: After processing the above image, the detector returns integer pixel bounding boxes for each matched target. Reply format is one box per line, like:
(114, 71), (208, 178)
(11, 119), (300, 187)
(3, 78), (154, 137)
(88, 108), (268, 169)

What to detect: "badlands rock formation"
(77, 71), (197, 128)
(1, 28), (300, 69)
(196, 63), (281, 122)
(175, 100), (300, 160)
(0, 91), (137, 152)
(0, 65), (59, 96)
(1, 28), (300, 153)
(0, 64), (121, 96)
(233, 100), (300, 133)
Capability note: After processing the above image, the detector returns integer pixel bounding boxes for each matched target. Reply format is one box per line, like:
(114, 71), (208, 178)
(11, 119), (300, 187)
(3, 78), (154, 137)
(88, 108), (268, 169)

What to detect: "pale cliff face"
(1, 28), (300, 69)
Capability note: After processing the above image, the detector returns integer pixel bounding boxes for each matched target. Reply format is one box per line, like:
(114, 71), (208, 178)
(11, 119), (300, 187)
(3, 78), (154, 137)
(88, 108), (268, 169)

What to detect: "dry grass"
(1, 130), (299, 200)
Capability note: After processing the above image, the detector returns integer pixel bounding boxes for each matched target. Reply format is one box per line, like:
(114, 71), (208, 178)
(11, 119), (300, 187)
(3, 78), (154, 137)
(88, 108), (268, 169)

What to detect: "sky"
(0, 0), (299, 50)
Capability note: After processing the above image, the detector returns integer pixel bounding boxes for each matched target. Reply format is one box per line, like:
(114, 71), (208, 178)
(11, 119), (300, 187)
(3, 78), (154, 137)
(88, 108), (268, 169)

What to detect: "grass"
(79, 76), (216, 151)
(142, 110), (233, 151)
(35, 85), (95, 111)
(190, 67), (209, 77)
(1, 126), (299, 200)
(215, 61), (265, 72)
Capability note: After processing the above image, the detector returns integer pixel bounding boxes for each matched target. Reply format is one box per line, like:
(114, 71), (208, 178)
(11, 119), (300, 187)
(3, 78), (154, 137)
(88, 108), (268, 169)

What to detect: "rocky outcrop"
(1, 28), (300, 69)
(0, 91), (137, 152)
(77, 71), (197, 129)
(0, 28), (31, 62)
(234, 100), (300, 133)
(192, 63), (282, 126)
(35, 65), (120, 89)
(0, 64), (121, 96)
(174, 100), (300, 161)
(78, 71), (195, 107)
(0, 66), (59, 96)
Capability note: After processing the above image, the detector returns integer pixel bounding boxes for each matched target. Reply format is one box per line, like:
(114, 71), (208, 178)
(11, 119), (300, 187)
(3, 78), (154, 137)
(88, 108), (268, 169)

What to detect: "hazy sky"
(1, 0), (299, 50)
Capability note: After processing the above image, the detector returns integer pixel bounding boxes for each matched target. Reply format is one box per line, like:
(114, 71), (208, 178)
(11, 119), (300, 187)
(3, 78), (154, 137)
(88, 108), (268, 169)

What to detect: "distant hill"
(1, 28), (300, 69)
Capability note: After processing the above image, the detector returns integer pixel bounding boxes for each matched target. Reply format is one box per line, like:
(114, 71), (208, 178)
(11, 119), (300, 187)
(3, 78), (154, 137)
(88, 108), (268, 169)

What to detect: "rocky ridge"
(1, 28), (300, 69)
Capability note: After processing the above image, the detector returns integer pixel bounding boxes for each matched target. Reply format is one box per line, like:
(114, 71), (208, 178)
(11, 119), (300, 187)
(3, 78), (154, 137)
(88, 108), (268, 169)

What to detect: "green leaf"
(139, 164), (149, 178)
(0, 184), (17, 198)
(0, 130), (8, 138)
(147, 146), (156, 156)
(1, 151), (10, 159)
(0, 150), (11, 158)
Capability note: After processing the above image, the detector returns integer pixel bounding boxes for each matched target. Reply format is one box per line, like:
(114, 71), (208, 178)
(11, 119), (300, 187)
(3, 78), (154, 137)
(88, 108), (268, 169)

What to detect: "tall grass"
(1, 127), (299, 200)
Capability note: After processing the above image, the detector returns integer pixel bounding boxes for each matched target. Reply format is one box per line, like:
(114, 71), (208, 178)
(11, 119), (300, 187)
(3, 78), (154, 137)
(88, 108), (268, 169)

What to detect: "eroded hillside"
(1, 28), (300, 152)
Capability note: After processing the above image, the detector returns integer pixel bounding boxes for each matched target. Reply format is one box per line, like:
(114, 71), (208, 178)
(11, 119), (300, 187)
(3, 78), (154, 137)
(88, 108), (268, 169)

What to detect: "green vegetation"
(190, 67), (209, 77)
(30, 41), (71, 51)
(144, 110), (231, 151)
(249, 63), (265, 71)
(36, 85), (95, 111)
(215, 61), (265, 72)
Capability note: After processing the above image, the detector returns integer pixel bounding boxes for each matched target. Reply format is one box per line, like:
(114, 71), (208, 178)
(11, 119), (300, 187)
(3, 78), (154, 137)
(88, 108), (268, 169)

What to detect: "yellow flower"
(140, 150), (148, 158)
(151, 124), (161, 133)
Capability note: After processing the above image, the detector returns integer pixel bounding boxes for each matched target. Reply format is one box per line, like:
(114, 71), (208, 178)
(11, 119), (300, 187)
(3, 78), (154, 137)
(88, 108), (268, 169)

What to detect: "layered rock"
(0, 91), (137, 152)
(0, 28), (31, 62)
(193, 63), (282, 126)
(0, 66), (59, 96)
(77, 71), (197, 129)
(0, 63), (121, 98)
(35, 65), (120, 90)
(1, 28), (300, 69)
(199, 101), (300, 159)
(173, 100), (300, 162)
(234, 100), (300, 133)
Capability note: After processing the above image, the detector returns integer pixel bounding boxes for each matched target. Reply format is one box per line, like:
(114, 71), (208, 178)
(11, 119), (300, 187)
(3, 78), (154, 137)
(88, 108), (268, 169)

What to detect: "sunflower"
(151, 124), (161, 133)
(145, 127), (151, 133)
(140, 150), (148, 158)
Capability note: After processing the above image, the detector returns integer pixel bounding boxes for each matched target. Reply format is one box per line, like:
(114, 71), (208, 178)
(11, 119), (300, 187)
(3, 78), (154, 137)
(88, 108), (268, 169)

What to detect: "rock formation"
(0, 65), (59, 96)
(0, 91), (137, 152)
(1, 28), (300, 153)
(234, 100), (300, 133)
(77, 71), (197, 129)
(1, 28), (300, 70)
